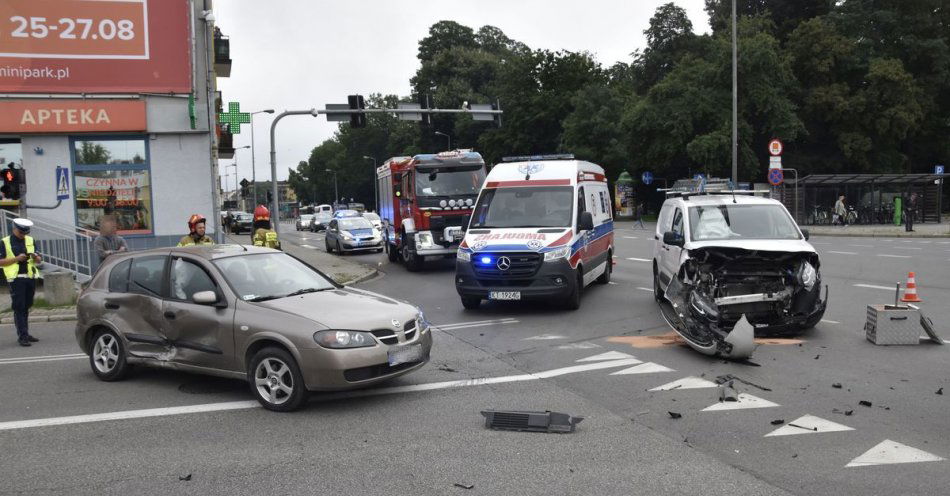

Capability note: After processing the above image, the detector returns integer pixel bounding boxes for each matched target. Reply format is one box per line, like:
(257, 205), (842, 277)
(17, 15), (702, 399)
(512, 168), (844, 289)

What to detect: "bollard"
(43, 270), (76, 306)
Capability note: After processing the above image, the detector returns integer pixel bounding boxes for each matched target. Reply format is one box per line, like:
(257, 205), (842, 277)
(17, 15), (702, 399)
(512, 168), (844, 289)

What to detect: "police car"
(455, 154), (614, 310)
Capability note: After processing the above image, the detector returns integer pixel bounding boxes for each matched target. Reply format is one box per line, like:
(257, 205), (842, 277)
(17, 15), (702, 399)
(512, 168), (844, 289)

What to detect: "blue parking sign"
(641, 171), (654, 185)
(936, 165), (945, 175)
(56, 166), (70, 200)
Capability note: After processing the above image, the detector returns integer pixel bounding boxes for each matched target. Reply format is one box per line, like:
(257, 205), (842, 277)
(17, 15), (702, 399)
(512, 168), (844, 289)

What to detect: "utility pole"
(434, 131), (451, 151)
(363, 156), (377, 212)
(732, 0), (738, 185)
(326, 170), (338, 207)
(249, 109), (274, 208)
(269, 109), (319, 234)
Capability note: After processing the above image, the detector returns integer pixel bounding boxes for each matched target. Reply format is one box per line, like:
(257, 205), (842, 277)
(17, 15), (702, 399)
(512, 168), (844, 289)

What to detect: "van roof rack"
(661, 190), (771, 199)
(501, 154), (575, 162)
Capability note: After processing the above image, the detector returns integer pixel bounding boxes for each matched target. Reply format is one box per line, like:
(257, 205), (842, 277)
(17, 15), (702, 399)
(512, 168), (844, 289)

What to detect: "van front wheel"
(564, 269), (582, 310)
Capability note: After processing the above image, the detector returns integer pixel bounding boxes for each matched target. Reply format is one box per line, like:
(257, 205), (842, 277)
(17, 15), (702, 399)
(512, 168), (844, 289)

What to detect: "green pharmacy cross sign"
(218, 102), (251, 134)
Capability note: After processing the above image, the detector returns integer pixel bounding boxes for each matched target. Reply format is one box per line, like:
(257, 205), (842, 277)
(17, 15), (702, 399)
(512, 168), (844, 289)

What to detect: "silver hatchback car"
(76, 245), (431, 411)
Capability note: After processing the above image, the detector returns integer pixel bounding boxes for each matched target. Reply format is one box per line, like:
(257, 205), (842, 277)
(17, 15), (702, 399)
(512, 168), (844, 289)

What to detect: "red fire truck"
(377, 150), (487, 271)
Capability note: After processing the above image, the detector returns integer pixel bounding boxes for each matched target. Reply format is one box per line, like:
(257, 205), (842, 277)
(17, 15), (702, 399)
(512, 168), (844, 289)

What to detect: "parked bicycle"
(807, 204), (830, 225)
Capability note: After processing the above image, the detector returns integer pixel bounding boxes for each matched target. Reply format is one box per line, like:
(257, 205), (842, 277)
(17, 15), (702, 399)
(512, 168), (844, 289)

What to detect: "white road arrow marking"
(765, 415), (854, 437)
(626, 257), (651, 262)
(649, 376), (717, 391)
(702, 393), (779, 411)
(576, 351), (637, 362)
(609, 362), (672, 375)
(522, 334), (567, 341)
(846, 440), (945, 467)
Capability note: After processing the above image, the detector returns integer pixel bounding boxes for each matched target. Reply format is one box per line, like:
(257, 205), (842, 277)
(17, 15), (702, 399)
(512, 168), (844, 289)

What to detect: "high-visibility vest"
(253, 229), (280, 249)
(2, 235), (37, 282)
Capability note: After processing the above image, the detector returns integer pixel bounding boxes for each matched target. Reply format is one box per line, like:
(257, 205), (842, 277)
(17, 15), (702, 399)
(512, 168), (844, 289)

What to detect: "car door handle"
(164, 311), (177, 320)
(105, 302), (120, 310)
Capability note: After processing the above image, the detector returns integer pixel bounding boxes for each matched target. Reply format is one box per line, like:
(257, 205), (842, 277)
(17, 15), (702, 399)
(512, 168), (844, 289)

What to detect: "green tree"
(77, 142), (112, 165)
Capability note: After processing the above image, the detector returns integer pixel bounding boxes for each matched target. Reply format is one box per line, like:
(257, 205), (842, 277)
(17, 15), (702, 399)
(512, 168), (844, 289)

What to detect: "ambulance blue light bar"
(501, 154), (575, 162)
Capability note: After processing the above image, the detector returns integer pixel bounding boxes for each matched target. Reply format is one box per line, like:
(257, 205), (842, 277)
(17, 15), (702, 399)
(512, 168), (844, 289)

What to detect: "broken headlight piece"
(797, 261), (817, 292)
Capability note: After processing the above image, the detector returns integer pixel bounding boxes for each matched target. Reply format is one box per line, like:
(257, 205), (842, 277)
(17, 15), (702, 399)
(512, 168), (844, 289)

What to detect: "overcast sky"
(214, 0), (710, 190)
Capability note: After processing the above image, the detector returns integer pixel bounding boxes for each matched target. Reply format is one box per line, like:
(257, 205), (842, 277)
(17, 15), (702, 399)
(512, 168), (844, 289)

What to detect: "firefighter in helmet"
(252, 205), (281, 250)
(177, 214), (215, 246)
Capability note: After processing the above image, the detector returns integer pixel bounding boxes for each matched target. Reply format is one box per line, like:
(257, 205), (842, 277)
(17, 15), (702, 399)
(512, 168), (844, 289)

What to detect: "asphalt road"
(1, 222), (947, 495)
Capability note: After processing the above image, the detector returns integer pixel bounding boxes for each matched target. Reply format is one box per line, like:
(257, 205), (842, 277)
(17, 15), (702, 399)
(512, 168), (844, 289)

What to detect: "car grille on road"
(403, 319), (417, 340)
(472, 252), (542, 279)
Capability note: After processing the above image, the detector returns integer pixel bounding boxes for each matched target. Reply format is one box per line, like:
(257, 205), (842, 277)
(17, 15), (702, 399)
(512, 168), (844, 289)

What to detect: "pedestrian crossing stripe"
(702, 393), (779, 411)
(649, 376), (718, 391)
(846, 440), (945, 467)
(609, 362), (673, 375)
(576, 351), (637, 362)
(765, 415), (854, 437)
(556, 342), (601, 350)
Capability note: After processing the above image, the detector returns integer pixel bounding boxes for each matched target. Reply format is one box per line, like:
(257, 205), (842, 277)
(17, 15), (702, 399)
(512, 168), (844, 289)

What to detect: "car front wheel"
(90, 329), (129, 381)
(249, 347), (307, 412)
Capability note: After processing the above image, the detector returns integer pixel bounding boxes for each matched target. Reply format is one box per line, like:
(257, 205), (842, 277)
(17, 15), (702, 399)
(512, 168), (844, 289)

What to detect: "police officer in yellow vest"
(251, 205), (281, 250)
(1, 219), (43, 347)
(177, 214), (215, 247)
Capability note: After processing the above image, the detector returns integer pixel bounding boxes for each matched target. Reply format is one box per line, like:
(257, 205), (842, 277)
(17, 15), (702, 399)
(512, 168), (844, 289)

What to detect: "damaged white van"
(455, 155), (614, 310)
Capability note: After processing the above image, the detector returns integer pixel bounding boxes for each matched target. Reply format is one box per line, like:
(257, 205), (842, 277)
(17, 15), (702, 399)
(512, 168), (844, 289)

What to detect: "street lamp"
(270, 109), (320, 235)
(249, 109), (274, 208)
(325, 169), (339, 207)
(362, 156), (377, 212)
(223, 163), (237, 208)
(232, 146), (250, 209)
(434, 131), (451, 151)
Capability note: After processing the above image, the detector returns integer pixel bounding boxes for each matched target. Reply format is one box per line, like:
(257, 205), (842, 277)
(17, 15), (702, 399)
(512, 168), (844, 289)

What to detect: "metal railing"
(0, 210), (97, 282)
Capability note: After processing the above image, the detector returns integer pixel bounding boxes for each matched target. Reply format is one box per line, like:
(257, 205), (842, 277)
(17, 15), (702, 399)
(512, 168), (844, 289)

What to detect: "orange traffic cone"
(901, 272), (922, 302)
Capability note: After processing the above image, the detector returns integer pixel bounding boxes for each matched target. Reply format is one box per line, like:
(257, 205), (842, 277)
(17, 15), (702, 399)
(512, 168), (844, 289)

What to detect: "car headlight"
(797, 261), (818, 292)
(416, 231), (434, 248)
(543, 246), (571, 262)
(313, 330), (376, 349)
(341, 231), (353, 240)
(457, 249), (471, 261)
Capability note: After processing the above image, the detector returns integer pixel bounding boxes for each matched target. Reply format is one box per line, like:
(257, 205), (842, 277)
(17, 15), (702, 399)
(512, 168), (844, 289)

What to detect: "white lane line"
(0, 358), (642, 431)
(636, 287), (654, 292)
(522, 334), (566, 341)
(300, 244), (316, 249)
(0, 353), (86, 365)
(811, 242), (832, 245)
(854, 283), (897, 291)
(850, 244), (873, 248)
(607, 281), (618, 285)
(877, 254), (911, 258)
(623, 236), (639, 239)
(435, 319), (518, 331)
(892, 246), (922, 251)
(821, 319), (841, 324)
(828, 251), (858, 255)
(626, 257), (651, 262)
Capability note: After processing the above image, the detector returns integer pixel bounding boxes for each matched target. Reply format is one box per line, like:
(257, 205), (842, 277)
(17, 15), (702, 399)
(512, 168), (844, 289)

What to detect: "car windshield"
(688, 204), (801, 241)
(415, 169), (485, 197)
(470, 186), (574, 228)
(301, 215), (313, 220)
(363, 213), (380, 221)
(214, 253), (335, 302)
(339, 218), (373, 230)
(237, 214), (252, 221)
(315, 214), (332, 222)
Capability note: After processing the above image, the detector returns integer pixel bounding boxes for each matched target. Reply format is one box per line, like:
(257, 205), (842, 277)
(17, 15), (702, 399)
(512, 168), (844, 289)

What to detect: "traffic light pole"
(269, 109), (320, 235)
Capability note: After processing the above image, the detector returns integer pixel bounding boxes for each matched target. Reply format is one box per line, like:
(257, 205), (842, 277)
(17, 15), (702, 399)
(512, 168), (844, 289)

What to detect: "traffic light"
(348, 94), (366, 128)
(240, 178), (250, 198)
(1, 164), (20, 201)
(267, 190), (273, 204)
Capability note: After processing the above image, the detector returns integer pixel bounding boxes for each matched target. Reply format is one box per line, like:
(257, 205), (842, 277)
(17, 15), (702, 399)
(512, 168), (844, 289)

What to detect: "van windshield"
(471, 186), (574, 228)
(415, 169), (485, 196)
(688, 204), (802, 241)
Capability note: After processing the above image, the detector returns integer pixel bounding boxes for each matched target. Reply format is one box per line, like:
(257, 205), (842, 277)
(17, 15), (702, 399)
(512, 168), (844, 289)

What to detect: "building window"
(71, 137), (153, 236)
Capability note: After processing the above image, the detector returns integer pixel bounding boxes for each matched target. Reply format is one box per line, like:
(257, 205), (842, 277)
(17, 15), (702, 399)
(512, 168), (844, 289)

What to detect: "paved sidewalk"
(1, 306), (77, 324)
(278, 233), (378, 286)
(804, 222), (950, 238)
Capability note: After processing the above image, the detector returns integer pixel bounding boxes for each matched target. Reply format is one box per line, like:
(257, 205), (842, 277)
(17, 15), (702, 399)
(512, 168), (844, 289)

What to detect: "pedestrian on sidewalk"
(1, 219), (43, 347)
(833, 195), (847, 226)
(905, 192), (918, 232)
(93, 216), (127, 265)
(177, 214), (215, 247)
(251, 205), (281, 250)
(634, 202), (645, 230)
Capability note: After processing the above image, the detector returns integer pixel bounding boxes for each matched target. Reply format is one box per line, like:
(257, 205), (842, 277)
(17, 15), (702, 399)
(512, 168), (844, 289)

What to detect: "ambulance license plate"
(489, 291), (521, 301)
(388, 344), (424, 366)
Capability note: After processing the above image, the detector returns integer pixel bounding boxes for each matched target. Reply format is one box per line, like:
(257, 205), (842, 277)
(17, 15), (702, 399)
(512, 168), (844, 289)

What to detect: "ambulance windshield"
(415, 169), (485, 197)
(471, 186), (574, 228)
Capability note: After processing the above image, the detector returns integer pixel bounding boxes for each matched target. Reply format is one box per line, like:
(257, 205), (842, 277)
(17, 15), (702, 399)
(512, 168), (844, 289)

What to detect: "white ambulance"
(455, 154), (614, 310)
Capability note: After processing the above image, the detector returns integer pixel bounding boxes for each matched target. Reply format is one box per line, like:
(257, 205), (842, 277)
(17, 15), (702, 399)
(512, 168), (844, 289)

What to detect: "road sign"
(641, 171), (654, 185)
(769, 156), (782, 169)
(936, 165), (945, 175)
(768, 139), (783, 156)
(55, 166), (70, 200)
(767, 168), (784, 186)
(240, 178), (250, 188)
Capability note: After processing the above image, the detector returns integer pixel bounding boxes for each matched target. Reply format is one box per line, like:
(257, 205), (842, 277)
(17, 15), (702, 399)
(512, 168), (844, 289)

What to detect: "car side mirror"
(578, 211), (594, 232)
(193, 291), (218, 305)
(663, 231), (685, 247)
(801, 229), (810, 241)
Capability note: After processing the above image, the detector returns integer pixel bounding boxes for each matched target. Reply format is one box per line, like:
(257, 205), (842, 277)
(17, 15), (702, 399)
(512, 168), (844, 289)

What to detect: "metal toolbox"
(865, 304), (920, 345)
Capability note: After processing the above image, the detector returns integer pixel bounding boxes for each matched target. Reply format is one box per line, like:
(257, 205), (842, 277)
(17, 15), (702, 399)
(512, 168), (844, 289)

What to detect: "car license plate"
(388, 344), (425, 366)
(489, 291), (521, 301)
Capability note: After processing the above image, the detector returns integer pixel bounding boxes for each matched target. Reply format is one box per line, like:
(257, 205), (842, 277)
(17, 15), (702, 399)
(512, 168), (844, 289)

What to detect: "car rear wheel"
(249, 347), (307, 412)
(461, 296), (481, 310)
(386, 238), (399, 263)
(90, 329), (129, 382)
(597, 251), (612, 284)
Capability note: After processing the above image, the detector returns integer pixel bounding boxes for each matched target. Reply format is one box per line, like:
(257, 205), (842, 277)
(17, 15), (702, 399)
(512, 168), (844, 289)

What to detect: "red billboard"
(0, 0), (192, 93)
